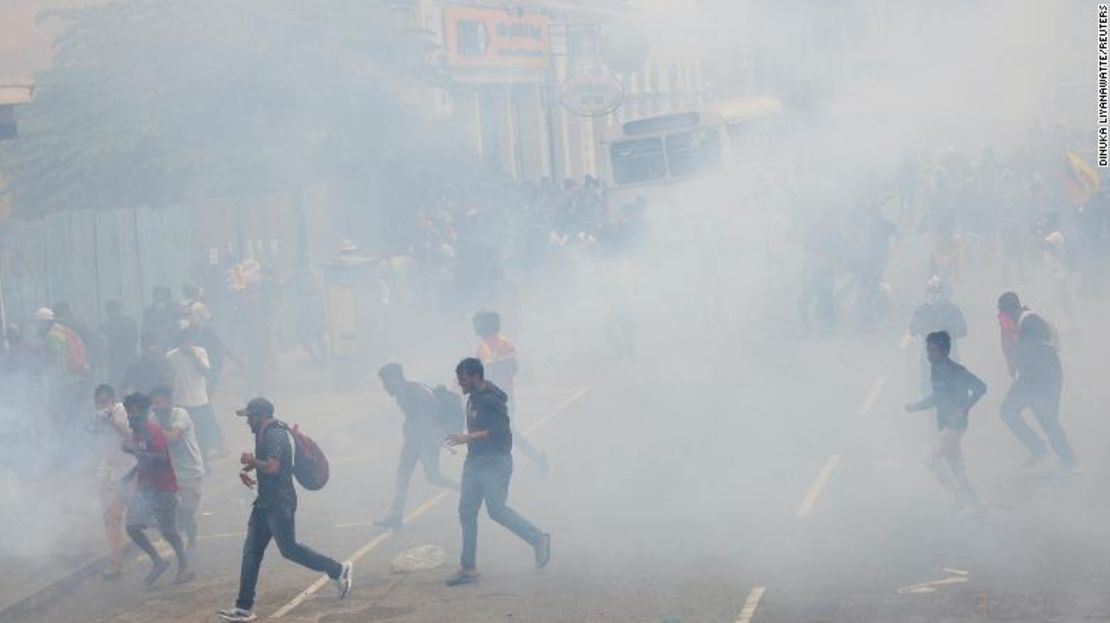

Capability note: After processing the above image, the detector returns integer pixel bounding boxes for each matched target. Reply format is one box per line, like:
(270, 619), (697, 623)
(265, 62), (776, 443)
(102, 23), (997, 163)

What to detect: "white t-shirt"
(156, 406), (205, 482)
(89, 402), (133, 475)
(166, 346), (211, 408)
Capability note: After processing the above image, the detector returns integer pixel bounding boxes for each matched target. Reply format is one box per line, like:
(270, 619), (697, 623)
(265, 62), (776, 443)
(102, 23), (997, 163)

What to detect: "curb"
(0, 553), (111, 623)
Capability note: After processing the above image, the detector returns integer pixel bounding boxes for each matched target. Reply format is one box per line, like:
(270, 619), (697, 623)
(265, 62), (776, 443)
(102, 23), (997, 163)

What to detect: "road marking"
(735, 586), (766, 623)
(896, 568), (970, 594)
(198, 531), (246, 541)
(856, 376), (886, 420)
(522, 387), (590, 435)
(796, 455), (841, 518)
(269, 386), (590, 619)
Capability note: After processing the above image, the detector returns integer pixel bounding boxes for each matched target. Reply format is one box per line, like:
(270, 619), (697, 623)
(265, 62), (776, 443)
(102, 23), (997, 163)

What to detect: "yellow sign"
(443, 5), (550, 70)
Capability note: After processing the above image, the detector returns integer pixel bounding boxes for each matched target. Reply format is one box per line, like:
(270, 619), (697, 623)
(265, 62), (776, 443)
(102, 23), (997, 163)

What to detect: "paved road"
(16, 243), (1110, 622)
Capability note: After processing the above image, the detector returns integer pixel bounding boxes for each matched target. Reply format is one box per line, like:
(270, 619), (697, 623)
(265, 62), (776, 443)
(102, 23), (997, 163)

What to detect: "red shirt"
(134, 419), (177, 492)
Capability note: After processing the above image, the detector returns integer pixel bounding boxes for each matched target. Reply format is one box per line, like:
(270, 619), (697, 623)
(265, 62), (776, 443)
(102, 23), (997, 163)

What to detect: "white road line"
(523, 387), (590, 435)
(735, 586), (767, 623)
(269, 386), (590, 619)
(796, 455), (842, 518)
(856, 376), (886, 420)
(197, 531), (246, 541)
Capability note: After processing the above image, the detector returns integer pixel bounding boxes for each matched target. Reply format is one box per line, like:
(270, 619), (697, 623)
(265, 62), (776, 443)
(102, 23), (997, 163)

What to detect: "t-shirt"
(155, 407), (205, 482)
(255, 420), (297, 511)
(91, 402), (133, 475)
(918, 359), (987, 431)
(134, 419), (177, 493)
(465, 383), (512, 457)
(166, 346), (211, 408)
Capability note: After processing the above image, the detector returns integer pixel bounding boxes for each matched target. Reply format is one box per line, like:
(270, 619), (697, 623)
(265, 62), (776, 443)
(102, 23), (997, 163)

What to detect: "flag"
(1063, 150), (1100, 205)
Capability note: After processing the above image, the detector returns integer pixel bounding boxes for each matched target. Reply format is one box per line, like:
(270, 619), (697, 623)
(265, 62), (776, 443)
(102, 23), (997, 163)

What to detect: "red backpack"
(259, 421), (330, 491)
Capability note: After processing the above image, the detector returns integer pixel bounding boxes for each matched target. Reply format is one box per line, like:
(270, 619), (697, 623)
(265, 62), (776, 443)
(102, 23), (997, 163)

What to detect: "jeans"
(1000, 382), (1078, 467)
(458, 454), (543, 571)
(388, 437), (458, 519)
(236, 505), (342, 611)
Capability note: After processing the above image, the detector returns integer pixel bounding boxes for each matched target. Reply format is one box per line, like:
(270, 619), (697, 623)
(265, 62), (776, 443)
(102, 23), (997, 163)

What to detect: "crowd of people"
(798, 132), (1110, 336)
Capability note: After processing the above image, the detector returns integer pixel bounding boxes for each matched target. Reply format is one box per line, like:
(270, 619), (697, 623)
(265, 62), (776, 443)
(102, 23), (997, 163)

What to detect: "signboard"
(443, 5), (550, 70)
(560, 73), (624, 117)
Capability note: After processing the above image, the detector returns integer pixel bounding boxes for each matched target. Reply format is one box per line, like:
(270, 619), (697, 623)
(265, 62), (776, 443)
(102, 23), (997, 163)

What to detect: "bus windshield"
(610, 137), (667, 185)
(665, 128), (722, 177)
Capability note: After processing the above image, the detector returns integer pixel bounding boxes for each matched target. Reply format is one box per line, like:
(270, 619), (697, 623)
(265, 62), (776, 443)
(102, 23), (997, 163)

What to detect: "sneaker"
(1060, 464), (1084, 476)
(336, 561), (353, 599)
(144, 559), (170, 587)
(173, 568), (195, 585)
(372, 516), (402, 531)
(534, 533), (551, 569)
(446, 569), (481, 587)
(217, 607), (257, 622)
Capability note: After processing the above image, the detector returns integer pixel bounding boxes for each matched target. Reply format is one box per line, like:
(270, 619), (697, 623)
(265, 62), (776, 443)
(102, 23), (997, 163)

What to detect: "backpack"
(258, 420), (330, 491)
(430, 385), (465, 435)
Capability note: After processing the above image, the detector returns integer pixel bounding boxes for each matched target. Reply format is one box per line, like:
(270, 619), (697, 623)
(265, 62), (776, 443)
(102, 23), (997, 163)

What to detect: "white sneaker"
(336, 561), (353, 599)
(217, 607), (257, 622)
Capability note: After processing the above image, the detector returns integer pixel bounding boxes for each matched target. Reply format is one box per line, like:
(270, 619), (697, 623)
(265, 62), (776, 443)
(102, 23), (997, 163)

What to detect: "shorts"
(127, 490), (178, 530)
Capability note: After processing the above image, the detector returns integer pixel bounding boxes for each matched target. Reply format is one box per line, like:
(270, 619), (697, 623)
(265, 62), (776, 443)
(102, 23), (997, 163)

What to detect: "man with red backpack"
(218, 398), (351, 623)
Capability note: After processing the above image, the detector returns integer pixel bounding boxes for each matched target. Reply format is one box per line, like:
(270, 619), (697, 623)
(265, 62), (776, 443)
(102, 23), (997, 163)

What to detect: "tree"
(0, 0), (476, 216)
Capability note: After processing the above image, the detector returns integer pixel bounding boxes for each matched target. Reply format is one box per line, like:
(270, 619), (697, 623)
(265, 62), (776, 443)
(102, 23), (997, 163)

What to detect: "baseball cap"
(236, 397), (274, 418)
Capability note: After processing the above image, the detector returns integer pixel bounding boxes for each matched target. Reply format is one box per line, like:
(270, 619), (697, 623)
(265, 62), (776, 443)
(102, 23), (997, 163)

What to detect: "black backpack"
(430, 385), (465, 435)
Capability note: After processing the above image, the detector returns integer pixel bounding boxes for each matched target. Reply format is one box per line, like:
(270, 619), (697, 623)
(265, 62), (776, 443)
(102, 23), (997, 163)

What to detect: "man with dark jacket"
(905, 331), (987, 512)
(999, 313), (1080, 472)
(445, 358), (549, 587)
(374, 363), (459, 530)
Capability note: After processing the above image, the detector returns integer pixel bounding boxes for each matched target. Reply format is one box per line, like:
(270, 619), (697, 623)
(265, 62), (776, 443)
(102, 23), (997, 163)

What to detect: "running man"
(905, 331), (987, 512)
(121, 392), (193, 586)
(150, 385), (205, 550)
(999, 313), (1080, 473)
(374, 363), (459, 530)
(218, 398), (351, 623)
(445, 358), (550, 587)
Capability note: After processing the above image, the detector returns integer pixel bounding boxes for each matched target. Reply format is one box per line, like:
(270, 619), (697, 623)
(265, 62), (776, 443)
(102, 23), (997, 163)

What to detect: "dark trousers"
(388, 437), (458, 519)
(185, 404), (223, 459)
(458, 454), (542, 571)
(1000, 382), (1078, 467)
(235, 505), (342, 611)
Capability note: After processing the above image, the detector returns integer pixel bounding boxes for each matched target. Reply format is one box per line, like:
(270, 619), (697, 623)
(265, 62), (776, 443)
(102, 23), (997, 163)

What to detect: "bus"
(600, 95), (791, 244)
(603, 95), (788, 191)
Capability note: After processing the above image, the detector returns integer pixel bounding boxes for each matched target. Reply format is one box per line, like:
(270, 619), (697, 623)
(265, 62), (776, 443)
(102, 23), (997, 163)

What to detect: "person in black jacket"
(999, 314), (1080, 473)
(906, 331), (987, 512)
(374, 363), (459, 530)
(445, 358), (550, 587)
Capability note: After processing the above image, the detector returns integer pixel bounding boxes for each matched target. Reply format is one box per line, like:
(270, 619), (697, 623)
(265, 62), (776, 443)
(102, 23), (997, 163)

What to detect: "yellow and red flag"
(1063, 150), (1101, 205)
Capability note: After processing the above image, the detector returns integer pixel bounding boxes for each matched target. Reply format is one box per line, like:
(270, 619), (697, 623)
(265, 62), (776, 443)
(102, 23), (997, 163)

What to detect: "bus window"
(665, 128), (722, 177)
(611, 137), (667, 185)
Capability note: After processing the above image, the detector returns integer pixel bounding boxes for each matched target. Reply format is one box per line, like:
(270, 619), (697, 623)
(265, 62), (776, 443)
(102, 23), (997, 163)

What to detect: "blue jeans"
(458, 454), (543, 570)
(1000, 382), (1078, 467)
(388, 436), (458, 519)
(235, 505), (342, 610)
